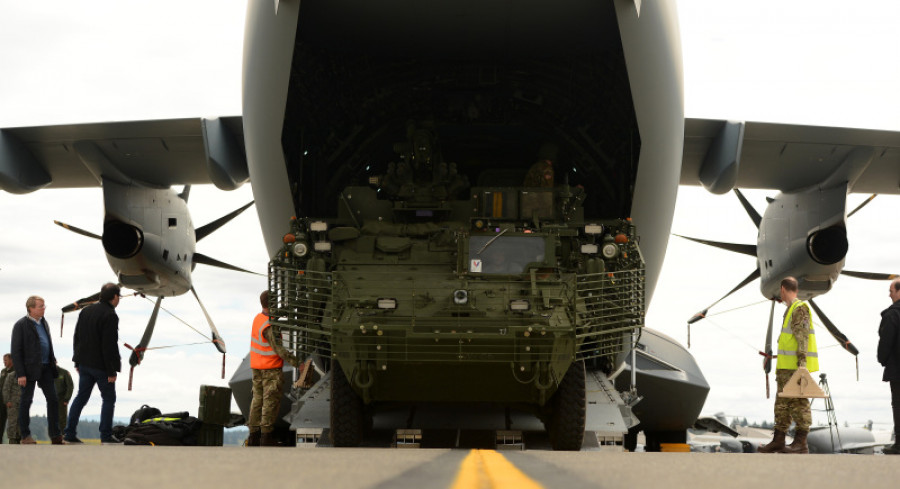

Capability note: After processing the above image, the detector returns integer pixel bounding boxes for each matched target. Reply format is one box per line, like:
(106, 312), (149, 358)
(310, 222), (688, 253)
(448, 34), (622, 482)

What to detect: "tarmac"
(0, 445), (897, 489)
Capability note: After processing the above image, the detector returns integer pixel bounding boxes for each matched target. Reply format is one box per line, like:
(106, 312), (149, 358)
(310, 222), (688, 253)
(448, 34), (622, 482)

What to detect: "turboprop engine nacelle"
(758, 183), (849, 300)
(102, 179), (195, 297)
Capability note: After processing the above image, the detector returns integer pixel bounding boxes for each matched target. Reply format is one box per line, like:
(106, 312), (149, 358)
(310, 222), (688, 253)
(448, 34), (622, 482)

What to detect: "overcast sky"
(1, 0), (899, 432)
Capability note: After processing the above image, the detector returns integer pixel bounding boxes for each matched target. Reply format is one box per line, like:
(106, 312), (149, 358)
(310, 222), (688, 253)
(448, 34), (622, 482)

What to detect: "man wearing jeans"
(65, 283), (122, 444)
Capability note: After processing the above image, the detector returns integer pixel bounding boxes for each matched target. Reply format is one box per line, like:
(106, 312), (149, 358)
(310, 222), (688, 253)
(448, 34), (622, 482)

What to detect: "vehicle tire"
(330, 361), (363, 447)
(548, 361), (586, 451)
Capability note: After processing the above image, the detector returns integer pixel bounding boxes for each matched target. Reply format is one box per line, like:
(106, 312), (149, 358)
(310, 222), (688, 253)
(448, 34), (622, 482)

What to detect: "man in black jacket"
(10, 295), (63, 444)
(878, 278), (900, 455)
(64, 283), (122, 444)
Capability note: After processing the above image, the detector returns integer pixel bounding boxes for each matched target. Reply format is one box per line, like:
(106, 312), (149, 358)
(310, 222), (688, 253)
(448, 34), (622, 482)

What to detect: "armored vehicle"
(267, 126), (644, 450)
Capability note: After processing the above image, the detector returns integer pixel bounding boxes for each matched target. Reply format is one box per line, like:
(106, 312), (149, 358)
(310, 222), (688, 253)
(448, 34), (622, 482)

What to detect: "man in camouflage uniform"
(54, 363), (74, 433)
(759, 277), (815, 454)
(247, 290), (301, 447)
(0, 354), (11, 442)
(2, 361), (21, 444)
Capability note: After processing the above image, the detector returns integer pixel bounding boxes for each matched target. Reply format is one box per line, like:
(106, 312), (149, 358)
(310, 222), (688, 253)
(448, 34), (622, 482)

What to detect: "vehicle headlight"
(292, 242), (309, 257)
(580, 244), (598, 254)
(601, 243), (619, 259)
(453, 289), (468, 305)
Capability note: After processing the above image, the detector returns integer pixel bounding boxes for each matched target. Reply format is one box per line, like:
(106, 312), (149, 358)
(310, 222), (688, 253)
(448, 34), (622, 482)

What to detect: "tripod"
(810, 372), (842, 453)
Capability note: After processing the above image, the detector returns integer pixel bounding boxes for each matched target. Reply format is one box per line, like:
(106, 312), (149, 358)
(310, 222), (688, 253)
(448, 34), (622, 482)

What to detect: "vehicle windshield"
(468, 235), (546, 274)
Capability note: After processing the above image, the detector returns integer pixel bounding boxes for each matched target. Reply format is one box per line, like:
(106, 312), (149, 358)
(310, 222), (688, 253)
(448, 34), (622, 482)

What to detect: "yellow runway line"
(450, 449), (545, 489)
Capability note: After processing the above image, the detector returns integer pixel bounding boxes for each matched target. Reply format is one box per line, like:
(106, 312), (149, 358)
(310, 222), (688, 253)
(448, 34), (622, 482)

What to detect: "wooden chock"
(777, 367), (827, 399)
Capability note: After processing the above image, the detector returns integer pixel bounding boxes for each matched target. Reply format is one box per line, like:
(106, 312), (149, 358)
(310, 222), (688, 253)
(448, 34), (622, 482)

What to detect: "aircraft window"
(468, 236), (545, 274)
(168, 218), (177, 228)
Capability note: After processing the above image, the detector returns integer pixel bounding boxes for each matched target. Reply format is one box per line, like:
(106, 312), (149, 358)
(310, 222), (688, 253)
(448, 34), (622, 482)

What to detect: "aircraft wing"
(0, 116), (247, 194)
(682, 118), (900, 194)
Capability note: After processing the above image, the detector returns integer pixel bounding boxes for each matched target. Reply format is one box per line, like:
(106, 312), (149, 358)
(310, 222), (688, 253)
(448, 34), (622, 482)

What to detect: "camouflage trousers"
(774, 368), (811, 432)
(248, 368), (283, 434)
(6, 403), (20, 442)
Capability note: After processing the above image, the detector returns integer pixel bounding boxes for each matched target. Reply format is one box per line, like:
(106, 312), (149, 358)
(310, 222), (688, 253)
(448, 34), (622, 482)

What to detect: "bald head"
(779, 276), (799, 303)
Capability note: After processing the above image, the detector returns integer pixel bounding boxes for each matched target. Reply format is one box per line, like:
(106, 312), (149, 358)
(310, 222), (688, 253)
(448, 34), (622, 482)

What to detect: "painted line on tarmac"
(450, 449), (545, 489)
(369, 450), (468, 489)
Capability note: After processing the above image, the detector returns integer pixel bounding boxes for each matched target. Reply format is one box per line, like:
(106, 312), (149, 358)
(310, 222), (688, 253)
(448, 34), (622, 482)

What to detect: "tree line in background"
(729, 417), (876, 431)
(3, 416), (104, 441)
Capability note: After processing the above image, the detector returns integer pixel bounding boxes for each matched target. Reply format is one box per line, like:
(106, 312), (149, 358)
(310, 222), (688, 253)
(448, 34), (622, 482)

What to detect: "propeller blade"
(733, 189), (762, 229)
(54, 220), (101, 240)
(179, 185), (191, 203)
(61, 292), (102, 313)
(686, 268), (761, 323)
(129, 297), (162, 367)
(808, 298), (859, 356)
(840, 270), (899, 281)
(763, 300), (775, 374)
(191, 286), (226, 354)
(847, 194), (877, 218)
(673, 234), (757, 257)
(195, 201), (254, 242)
(193, 253), (265, 276)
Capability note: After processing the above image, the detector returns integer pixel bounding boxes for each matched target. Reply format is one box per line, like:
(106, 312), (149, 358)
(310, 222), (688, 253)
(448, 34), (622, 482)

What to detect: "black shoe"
(63, 436), (84, 444)
(101, 435), (123, 444)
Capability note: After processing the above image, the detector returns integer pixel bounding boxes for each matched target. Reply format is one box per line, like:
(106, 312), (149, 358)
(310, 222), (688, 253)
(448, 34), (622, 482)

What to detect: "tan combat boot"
(782, 430), (808, 454)
(757, 429), (786, 453)
(247, 430), (260, 447)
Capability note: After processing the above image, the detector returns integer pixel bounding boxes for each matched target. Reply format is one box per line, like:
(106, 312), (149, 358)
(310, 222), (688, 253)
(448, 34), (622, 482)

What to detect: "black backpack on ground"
(122, 412), (201, 446)
(129, 404), (162, 425)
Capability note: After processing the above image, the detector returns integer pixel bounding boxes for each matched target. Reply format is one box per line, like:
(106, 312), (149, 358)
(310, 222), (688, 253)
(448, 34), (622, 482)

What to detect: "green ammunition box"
(197, 423), (224, 446)
(198, 385), (232, 426)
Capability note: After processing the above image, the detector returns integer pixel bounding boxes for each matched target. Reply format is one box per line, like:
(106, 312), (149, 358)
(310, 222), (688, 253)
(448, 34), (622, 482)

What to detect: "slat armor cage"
(267, 264), (644, 365)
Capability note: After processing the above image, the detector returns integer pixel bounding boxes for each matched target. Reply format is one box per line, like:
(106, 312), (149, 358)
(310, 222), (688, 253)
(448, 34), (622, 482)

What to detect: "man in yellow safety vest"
(758, 276), (818, 454)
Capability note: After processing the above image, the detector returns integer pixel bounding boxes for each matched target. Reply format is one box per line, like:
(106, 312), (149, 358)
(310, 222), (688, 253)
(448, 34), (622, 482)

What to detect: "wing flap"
(682, 118), (900, 193)
(0, 116), (246, 192)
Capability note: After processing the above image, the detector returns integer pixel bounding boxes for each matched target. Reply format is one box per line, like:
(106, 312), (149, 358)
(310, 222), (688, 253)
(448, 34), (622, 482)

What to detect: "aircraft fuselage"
(242, 0), (685, 305)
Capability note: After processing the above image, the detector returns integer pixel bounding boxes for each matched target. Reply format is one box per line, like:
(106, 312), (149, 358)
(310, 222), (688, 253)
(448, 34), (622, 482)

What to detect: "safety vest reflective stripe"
(250, 346), (278, 356)
(250, 313), (283, 369)
(776, 350), (819, 357)
(250, 327), (277, 355)
(776, 300), (819, 372)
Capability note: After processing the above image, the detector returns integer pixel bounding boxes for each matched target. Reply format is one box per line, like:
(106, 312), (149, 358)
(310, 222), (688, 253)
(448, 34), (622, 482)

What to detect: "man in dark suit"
(10, 295), (63, 444)
(64, 283), (122, 444)
(878, 278), (900, 455)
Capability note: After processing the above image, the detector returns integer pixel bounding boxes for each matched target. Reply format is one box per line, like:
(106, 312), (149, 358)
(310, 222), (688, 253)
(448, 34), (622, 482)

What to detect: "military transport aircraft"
(2, 1), (899, 449)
